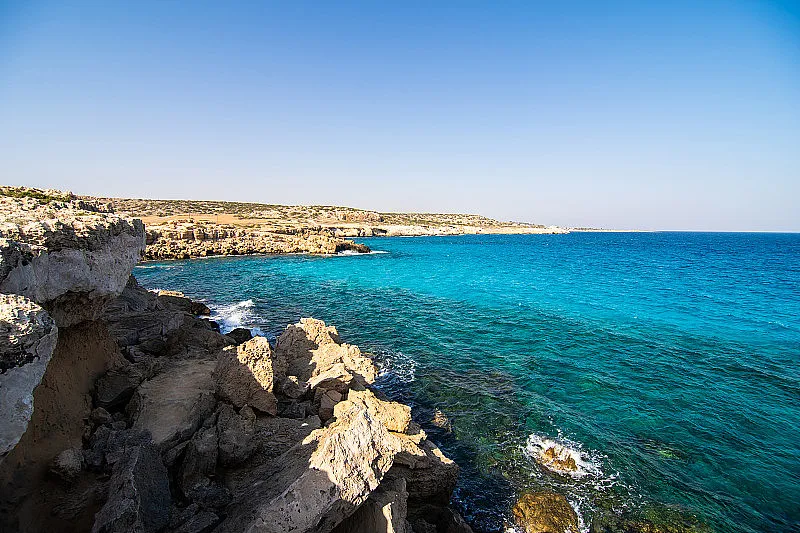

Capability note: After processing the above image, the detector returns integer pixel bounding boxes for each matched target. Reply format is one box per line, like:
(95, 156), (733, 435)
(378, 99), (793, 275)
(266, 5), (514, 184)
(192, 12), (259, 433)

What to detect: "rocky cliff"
(0, 187), (471, 533)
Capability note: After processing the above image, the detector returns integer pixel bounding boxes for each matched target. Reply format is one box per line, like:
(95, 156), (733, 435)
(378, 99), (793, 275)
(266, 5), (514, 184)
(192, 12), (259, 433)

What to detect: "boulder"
(128, 359), (217, 450)
(91, 444), (170, 533)
(225, 328), (253, 345)
(512, 493), (580, 533)
(172, 510), (220, 533)
(0, 294), (58, 456)
(50, 447), (84, 481)
(213, 337), (283, 415)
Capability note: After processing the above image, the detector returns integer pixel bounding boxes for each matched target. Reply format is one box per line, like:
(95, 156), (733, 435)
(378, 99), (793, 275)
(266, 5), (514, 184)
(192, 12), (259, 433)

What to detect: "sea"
(134, 232), (800, 533)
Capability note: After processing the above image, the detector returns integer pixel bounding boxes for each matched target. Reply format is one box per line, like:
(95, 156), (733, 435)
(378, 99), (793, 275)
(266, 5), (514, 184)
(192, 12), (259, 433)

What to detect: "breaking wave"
(210, 299), (256, 333)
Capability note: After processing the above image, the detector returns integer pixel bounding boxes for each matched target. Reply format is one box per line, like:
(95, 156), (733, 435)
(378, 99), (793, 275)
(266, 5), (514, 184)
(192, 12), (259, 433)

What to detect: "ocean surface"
(135, 232), (800, 533)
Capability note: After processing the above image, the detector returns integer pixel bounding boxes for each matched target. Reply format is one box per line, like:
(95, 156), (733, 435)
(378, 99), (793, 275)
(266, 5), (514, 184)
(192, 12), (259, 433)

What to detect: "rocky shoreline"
(0, 188), (477, 533)
(96, 195), (567, 261)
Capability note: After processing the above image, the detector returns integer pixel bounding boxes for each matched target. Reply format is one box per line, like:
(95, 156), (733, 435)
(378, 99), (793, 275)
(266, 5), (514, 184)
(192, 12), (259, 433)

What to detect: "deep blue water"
(135, 232), (800, 533)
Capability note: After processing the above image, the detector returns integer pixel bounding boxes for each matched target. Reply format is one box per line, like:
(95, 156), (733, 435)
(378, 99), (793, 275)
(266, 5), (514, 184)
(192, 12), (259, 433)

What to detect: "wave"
(336, 250), (389, 256)
(209, 299), (256, 333)
(525, 433), (603, 479)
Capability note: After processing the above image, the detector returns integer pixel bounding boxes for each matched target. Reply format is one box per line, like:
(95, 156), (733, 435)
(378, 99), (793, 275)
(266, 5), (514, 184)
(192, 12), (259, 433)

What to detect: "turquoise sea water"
(135, 232), (800, 533)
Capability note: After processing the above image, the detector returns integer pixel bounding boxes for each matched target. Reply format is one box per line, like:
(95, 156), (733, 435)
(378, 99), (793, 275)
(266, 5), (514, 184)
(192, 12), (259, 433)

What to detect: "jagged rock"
(0, 294), (58, 456)
(219, 389), (403, 533)
(179, 427), (218, 498)
(50, 447), (83, 481)
(341, 388), (412, 433)
(157, 292), (193, 313)
(279, 401), (307, 419)
(216, 404), (257, 467)
(386, 439), (459, 505)
(225, 327), (252, 345)
(213, 337), (283, 415)
(0, 188), (145, 327)
(407, 505), (474, 533)
(276, 318), (377, 392)
(332, 477), (410, 533)
(318, 389), (342, 422)
(128, 359), (217, 450)
(92, 444), (170, 533)
(281, 375), (309, 399)
(512, 493), (580, 533)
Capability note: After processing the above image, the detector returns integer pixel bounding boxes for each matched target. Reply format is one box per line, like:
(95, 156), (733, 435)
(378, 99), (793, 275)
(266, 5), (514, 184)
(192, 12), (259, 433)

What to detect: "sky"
(1, 1), (798, 230)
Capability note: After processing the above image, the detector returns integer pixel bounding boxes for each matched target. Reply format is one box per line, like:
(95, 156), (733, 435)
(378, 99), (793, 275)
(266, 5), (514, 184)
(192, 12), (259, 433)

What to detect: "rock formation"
(0, 187), (472, 533)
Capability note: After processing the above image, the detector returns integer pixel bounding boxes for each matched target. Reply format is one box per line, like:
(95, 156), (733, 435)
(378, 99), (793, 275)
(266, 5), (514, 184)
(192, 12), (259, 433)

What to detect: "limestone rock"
(213, 337), (283, 415)
(387, 439), (459, 505)
(92, 444), (170, 533)
(339, 388), (412, 433)
(512, 493), (580, 533)
(0, 294), (58, 456)
(94, 362), (155, 409)
(219, 389), (403, 533)
(276, 318), (377, 391)
(332, 477), (409, 533)
(128, 359), (217, 450)
(0, 188), (146, 327)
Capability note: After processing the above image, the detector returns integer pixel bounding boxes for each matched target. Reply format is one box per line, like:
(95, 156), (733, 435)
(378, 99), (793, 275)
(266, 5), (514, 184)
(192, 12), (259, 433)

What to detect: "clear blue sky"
(1, 1), (798, 230)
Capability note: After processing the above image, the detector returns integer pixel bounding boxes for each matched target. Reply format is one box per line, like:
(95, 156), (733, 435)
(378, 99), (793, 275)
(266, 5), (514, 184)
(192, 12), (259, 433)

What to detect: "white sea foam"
(210, 299), (256, 333)
(336, 250), (389, 256)
(375, 349), (417, 383)
(525, 433), (602, 479)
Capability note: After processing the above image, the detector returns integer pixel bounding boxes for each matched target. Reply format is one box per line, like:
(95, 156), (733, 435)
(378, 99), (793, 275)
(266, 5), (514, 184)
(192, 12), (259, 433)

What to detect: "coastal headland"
(92, 196), (568, 260)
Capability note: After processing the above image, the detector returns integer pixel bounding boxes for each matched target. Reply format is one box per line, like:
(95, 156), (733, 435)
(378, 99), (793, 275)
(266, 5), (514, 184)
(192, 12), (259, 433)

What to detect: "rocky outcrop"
(0, 188), (145, 475)
(0, 187), (145, 327)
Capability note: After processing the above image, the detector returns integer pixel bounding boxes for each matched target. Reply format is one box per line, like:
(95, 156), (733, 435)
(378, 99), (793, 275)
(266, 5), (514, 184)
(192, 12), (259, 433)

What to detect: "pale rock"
(0, 294), (58, 456)
(213, 337), (283, 415)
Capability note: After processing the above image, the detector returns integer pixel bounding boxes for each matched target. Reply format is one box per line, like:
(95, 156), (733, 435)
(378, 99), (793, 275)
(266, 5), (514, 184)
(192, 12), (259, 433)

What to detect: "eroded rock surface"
(0, 294), (58, 456)
(0, 187), (145, 327)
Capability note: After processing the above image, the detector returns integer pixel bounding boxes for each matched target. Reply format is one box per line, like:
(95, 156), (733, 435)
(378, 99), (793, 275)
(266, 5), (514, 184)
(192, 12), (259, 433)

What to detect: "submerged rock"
(512, 492), (580, 533)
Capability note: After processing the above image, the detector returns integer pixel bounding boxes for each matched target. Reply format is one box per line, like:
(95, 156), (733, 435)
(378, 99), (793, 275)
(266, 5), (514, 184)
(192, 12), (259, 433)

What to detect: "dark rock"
(91, 444), (170, 533)
(163, 441), (190, 468)
(280, 375), (309, 399)
(94, 362), (155, 409)
(225, 327), (252, 345)
(191, 301), (211, 316)
(280, 401), (307, 419)
(173, 510), (220, 533)
(179, 427), (218, 498)
(104, 428), (153, 466)
(187, 483), (232, 509)
(90, 407), (114, 427)
(84, 425), (111, 470)
(169, 503), (200, 529)
(216, 404), (256, 467)
(138, 337), (167, 356)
